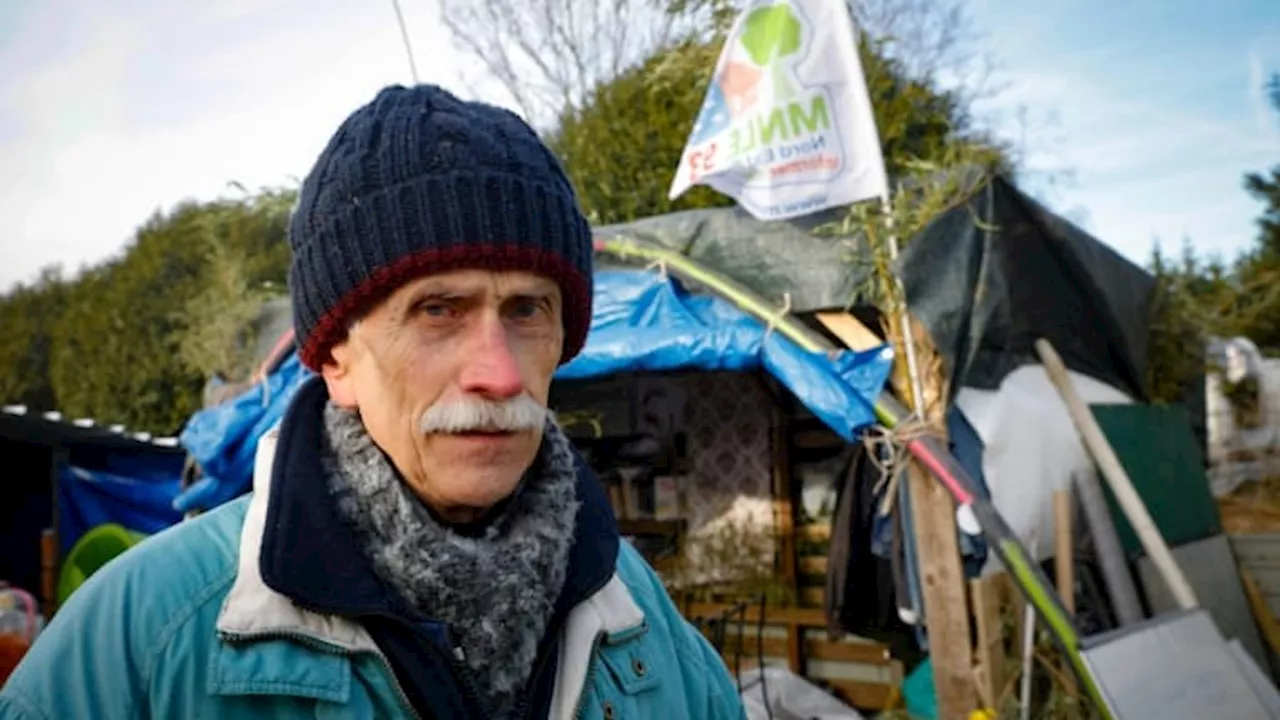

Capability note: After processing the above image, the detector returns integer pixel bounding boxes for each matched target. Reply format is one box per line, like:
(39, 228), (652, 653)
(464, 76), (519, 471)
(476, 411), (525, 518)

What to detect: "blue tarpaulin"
(175, 352), (312, 513)
(57, 455), (186, 556)
(174, 269), (894, 514)
(559, 270), (893, 439)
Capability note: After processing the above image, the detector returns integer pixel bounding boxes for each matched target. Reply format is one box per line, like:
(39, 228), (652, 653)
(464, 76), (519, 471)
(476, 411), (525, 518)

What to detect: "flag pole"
(879, 189), (927, 412)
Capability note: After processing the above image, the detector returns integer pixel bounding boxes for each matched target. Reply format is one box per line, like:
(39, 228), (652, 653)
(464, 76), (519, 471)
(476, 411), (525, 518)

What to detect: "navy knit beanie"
(287, 84), (594, 371)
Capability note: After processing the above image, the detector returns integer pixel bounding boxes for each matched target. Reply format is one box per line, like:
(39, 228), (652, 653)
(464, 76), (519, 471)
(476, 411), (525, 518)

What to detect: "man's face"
(321, 269), (564, 523)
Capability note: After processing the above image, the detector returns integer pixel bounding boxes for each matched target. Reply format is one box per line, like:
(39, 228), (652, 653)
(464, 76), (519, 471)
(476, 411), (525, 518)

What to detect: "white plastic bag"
(738, 666), (866, 720)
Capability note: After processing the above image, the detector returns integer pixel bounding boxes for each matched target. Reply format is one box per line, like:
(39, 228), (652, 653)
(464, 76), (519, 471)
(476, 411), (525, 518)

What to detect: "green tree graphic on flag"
(739, 3), (802, 101)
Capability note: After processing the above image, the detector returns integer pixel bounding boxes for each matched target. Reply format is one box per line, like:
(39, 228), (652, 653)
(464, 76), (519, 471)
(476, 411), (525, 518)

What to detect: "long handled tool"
(595, 235), (1114, 718)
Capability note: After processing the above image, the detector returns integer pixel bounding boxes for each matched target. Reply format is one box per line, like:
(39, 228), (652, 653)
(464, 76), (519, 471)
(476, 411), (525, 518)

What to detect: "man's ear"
(321, 338), (360, 408)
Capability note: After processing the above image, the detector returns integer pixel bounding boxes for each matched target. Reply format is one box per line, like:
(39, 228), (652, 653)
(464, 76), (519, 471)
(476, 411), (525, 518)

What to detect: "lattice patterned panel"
(674, 372), (778, 586)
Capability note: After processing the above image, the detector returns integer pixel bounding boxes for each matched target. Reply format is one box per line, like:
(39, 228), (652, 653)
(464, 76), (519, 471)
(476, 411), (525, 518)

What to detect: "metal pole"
(389, 0), (420, 83)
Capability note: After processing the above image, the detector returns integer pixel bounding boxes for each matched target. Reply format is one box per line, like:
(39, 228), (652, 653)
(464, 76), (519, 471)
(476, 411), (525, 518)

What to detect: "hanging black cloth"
(823, 445), (926, 672)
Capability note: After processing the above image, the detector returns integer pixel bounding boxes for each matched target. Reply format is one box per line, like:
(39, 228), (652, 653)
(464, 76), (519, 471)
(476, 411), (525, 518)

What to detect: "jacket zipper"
(571, 632), (606, 720)
(219, 629), (422, 720)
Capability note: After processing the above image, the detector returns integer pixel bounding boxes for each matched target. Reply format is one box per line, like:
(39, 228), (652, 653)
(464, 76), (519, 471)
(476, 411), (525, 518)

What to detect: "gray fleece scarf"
(320, 403), (581, 717)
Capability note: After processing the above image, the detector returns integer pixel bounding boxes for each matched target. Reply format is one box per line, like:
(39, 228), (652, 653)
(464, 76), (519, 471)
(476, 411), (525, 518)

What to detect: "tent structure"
(593, 173), (1196, 430)
(590, 172), (1215, 650)
(0, 407), (186, 609)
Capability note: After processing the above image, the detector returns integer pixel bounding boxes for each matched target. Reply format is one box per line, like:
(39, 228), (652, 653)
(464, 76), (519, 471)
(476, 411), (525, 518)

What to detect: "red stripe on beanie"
(298, 244), (591, 371)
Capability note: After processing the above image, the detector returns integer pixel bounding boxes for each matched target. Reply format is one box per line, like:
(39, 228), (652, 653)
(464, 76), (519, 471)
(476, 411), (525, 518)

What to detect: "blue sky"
(970, 0), (1280, 264)
(0, 0), (1276, 291)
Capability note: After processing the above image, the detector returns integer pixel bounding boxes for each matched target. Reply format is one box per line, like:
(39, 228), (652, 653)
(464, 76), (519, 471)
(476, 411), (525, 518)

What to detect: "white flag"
(668, 0), (889, 221)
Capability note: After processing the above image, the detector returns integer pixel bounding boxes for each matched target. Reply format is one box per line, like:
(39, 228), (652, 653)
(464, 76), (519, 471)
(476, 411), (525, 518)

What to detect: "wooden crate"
(682, 602), (904, 712)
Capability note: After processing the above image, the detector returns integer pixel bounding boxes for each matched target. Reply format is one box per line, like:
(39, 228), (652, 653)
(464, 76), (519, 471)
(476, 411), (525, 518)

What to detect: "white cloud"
(0, 0), (471, 291)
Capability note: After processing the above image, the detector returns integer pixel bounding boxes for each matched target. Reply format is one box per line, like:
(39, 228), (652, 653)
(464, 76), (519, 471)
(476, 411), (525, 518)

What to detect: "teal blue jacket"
(0, 424), (744, 719)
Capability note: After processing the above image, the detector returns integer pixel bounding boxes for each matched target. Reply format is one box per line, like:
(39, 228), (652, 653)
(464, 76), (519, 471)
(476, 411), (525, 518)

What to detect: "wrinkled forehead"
(381, 269), (562, 309)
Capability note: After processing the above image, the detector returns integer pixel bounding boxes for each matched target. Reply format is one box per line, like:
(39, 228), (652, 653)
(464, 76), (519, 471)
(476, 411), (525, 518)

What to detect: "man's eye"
(512, 301), (539, 318)
(417, 302), (453, 317)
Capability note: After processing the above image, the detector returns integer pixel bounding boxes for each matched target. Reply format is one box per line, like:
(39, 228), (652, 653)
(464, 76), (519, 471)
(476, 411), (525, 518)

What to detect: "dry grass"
(1218, 478), (1280, 534)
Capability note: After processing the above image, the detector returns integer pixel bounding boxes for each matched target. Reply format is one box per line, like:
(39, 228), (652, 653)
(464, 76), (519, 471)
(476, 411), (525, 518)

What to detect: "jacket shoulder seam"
(141, 562), (239, 698)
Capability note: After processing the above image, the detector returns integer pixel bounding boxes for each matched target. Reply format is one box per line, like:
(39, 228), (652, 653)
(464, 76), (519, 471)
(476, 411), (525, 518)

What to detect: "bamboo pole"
(1034, 338), (1197, 611)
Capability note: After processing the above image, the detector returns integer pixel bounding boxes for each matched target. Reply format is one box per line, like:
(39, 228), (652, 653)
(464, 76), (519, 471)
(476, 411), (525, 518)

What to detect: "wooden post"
(46, 445), (66, 617)
(771, 403), (798, 593)
(821, 311), (975, 716)
(40, 529), (56, 616)
(1053, 489), (1075, 616)
(770, 400), (803, 679)
(900, 320), (975, 718)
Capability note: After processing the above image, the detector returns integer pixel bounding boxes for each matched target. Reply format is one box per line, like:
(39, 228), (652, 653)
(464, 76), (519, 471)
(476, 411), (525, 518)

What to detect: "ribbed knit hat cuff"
(296, 244), (590, 372)
(291, 167), (593, 372)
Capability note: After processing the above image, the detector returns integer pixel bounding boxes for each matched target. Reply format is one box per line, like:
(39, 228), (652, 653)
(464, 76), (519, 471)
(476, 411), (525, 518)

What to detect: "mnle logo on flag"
(668, 0), (889, 221)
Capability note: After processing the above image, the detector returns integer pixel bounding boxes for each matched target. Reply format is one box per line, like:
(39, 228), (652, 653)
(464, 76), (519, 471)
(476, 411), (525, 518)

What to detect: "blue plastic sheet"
(57, 460), (185, 557)
(175, 352), (312, 513)
(559, 270), (894, 442)
(175, 270), (895, 513)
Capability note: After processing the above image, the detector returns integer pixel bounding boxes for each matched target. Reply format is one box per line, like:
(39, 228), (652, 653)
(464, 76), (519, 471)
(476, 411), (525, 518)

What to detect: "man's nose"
(458, 314), (524, 399)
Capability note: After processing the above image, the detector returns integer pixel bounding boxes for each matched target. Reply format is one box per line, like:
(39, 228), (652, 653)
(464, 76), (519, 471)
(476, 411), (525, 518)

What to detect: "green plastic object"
(56, 524), (147, 606)
(1089, 404), (1222, 557)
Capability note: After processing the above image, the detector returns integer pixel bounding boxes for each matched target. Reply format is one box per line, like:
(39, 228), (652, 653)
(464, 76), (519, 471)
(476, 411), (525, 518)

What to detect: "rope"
(863, 412), (948, 516)
(644, 257), (668, 280)
(762, 293), (792, 339)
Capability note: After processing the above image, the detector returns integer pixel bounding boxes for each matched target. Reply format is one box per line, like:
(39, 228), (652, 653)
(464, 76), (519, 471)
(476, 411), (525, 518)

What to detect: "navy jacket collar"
(259, 375), (621, 620)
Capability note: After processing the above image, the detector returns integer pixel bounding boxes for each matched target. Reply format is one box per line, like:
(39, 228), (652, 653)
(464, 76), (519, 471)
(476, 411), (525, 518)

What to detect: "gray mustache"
(418, 393), (548, 434)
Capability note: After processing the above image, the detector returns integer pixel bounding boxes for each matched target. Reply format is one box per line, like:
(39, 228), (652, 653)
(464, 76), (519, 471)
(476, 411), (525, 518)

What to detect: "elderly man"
(0, 84), (744, 720)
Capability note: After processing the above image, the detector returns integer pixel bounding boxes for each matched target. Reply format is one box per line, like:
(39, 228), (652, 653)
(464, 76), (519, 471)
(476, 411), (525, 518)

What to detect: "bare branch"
(436, 0), (704, 126)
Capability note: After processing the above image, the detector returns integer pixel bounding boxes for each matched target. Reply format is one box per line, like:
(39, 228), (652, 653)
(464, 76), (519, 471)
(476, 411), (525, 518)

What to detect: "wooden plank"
(1053, 489), (1078, 697)
(825, 678), (898, 711)
(800, 586), (824, 607)
(969, 573), (1008, 708)
(1241, 567), (1280, 657)
(798, 523), (831, 541)
(1231, 534), (1280, 567)
(807, 638), (894, 665)
(719, 655), (903, 712)
(800, 555), (828, 576)
(683, 602), (829, 626)
(786, 626), (804, 675)
(815, 311), (884, 352)
(1054, 489), (1075, 615)
(40, 528), (57, 616)
(713, 633), (896, 666)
